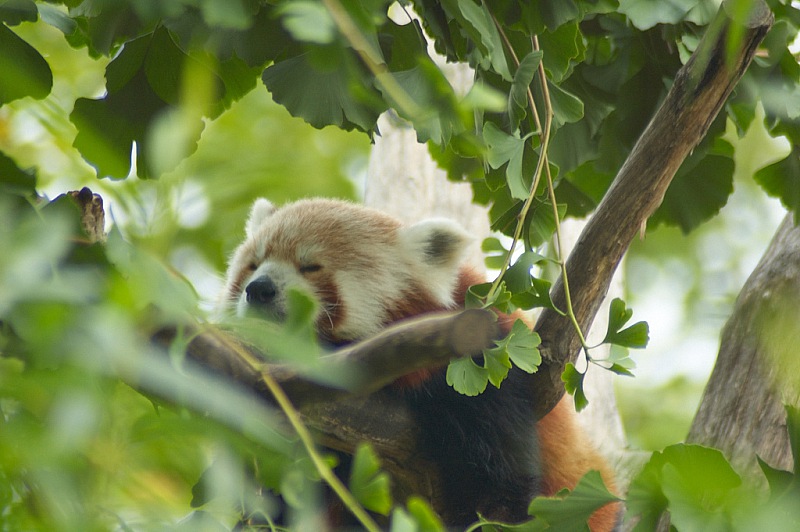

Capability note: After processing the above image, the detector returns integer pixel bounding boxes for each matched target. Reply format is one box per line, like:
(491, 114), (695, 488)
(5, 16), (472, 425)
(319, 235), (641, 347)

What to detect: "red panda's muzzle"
(242, 275), (286, 322)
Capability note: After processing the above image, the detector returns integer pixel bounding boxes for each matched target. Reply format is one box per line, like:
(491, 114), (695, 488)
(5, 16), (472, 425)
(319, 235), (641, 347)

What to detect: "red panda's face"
(221, 198), (472, 342)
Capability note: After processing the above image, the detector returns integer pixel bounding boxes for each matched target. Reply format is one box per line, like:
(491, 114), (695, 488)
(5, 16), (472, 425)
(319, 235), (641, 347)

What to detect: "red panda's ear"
(399, 219), (471, 304)
(245, 198), (277, 238)
(399, 219), (471, 269)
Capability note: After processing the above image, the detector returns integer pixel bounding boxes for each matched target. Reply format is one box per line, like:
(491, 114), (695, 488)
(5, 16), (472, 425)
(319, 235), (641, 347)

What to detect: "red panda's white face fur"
(222, 198), (471, 342)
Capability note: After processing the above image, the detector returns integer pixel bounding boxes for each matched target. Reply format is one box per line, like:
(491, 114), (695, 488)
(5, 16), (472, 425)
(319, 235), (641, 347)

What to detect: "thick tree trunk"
(688, 214), (800, 477)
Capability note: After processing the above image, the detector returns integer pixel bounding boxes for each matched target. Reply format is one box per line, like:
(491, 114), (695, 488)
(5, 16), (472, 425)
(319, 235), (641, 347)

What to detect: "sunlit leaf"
(482, 237), (508, 270)
(603, 298), (649, 349)
(446, 356), (489, 396)
(484, 345), (512, 388)
(505, 320), (542, 373)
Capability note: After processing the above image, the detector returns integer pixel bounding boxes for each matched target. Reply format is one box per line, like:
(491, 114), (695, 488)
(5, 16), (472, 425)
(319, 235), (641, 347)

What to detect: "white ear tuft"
(245, 198), (277, 237)
(399, 218), (471, 305)
(399, 218), (471, 270)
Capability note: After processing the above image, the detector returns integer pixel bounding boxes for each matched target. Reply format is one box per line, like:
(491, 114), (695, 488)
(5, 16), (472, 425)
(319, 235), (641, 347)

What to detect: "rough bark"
(688, 214), (800, 476)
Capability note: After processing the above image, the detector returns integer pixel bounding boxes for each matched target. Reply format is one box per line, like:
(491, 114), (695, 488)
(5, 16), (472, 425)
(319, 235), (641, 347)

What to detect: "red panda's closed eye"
(299, 264), (322, 274)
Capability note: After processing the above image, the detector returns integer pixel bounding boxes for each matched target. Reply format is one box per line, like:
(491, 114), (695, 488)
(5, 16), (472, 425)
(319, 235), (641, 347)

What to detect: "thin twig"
(207, 327), (382, 532)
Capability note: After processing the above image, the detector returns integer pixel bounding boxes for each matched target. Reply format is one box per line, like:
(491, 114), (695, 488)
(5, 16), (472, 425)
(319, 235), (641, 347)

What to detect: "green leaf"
(349, 444), (392, 516)
(440, 0), (512, 80)
(0, 150), (36, 199)
(390, 498), (445, 532)
(547, 80), (584, 127)
(619, 0), (699, 30)
(446, 357), (489, 396)
(263, 49), (384, 134)
(626, 444), (742, 531)
(71, 27), (225, 178)
(278, 1), (337, 44)
(197, 0), (255, 30)
(651, 134), (735, 233)
(562, 363), (588, 411)
(757, 456), (794, 502)
(754, 145), (800, 225)
(483, 122), (531, 200)
(505, 320), (542, 373)
(538, 21), (584, 83)
(383, 59), (467, 144)
(284, 286), (319, 335)
(603, 298), (649, 349)
(484, 345), (512, 388)
(528, 470), (620, 530)
(511, 278), (556, 311)
(482, 237), (508, 270)
(0, 23), (52, 105)
(526, 199), (566, 248)
(465, 281), (493, 309)
(503, 252), (548, 293)
(0, 0), (37, 25)
(509, 51), (543, 129)
(405, 497), (444, 532)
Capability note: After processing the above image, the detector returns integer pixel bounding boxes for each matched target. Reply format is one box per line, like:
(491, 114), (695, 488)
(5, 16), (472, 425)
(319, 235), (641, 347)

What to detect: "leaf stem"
(533, 34), (589, 354)
(489, 18), (590, 353)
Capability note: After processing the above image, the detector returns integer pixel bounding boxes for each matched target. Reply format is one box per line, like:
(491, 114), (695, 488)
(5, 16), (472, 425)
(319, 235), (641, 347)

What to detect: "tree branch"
(155, 309), (498, 409)
(688, 214), (800, 476)
(532, 0), (773, 418)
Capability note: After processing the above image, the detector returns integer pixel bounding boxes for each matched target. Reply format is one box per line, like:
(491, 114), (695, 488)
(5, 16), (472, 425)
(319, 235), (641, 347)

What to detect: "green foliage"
(0, 22), (52, 104)
(602, 298), (649, 350)
(627, 444), (741, 530)
(2, 0), (800, 530)
(349, 444), (392, 516)
(528, 470), (621, 531)
(447, 319), (540, 396)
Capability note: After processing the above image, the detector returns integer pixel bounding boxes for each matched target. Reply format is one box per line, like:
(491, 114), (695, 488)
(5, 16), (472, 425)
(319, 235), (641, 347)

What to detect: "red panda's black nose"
(245, 276), (278, 305)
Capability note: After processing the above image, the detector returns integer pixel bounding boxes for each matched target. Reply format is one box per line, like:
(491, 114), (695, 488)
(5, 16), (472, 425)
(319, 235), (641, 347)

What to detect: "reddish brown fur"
(387, 266), (620, 532)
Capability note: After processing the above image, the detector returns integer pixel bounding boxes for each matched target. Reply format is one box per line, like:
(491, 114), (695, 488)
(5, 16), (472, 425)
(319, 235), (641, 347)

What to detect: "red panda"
(222, 198), (619, 530)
